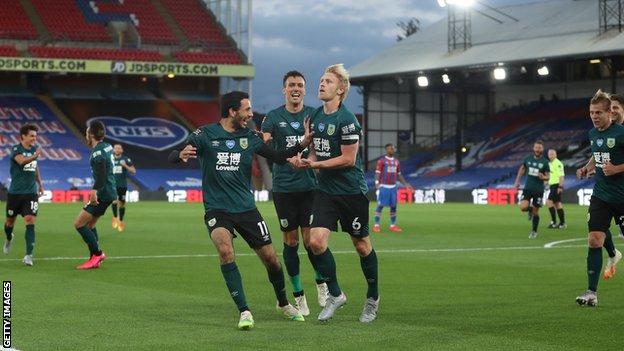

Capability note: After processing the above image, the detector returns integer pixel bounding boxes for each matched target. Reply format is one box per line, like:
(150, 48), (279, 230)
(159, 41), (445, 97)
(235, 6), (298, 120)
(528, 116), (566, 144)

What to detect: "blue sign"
(87, 117), (189, 151)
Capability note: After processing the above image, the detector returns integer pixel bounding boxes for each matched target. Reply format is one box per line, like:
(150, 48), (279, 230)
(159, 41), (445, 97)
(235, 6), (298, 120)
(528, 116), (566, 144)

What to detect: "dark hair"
(534, 140), (544, 145)
(19, 124), (38, 136)
(88, 121), (106, 140)
(220, 91), (249, 118)
(283, 70), (306, 87)
(385, 143), (394, 148)
(610, 93), (624, 106)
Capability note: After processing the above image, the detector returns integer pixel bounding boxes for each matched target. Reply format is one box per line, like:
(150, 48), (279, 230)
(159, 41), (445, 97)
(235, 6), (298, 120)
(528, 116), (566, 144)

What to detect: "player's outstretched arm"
(302, 142), (358, 170)
(168, 144), (197, 164)
(256, 141), (305, 165)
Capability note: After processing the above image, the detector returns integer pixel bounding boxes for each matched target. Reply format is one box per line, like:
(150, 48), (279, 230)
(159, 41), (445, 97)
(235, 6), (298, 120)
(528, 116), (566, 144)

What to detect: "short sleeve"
(543, 161), (550, 173)
(186, 128), (206, 155)
(339, 113), (361, 145)
(126, 157), (134, 166)
(10, 146), (19, 160)
(261, 113), (274, 133)
(91, 150), (105, 164)
(250, 132), (265, 152)
(375, 159), (384, 173)
(397, 161), (401, 174)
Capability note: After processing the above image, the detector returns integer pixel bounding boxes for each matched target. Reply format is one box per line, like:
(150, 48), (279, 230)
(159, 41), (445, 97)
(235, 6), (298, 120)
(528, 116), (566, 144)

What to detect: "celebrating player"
(73, 121), (114, 270)
(577, 90), (622, 280)
(295, 64), (379, 323)
(373, 143), (413, 233)
(514, 141), (550, 238)
(168, 91), (308, 329)
(546, 149), (566, 229)
(111, 144), (136, 232)
(575, 91), (624, 306)
(261, 70), (327, 315)
(3, 124), (44, 266)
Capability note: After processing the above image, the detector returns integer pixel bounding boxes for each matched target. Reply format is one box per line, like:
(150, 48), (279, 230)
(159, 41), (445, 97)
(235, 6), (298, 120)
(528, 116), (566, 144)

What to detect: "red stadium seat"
(95, 0), (178, 45)
(173, 50), (242, 65)
(170, 100), (220, 127)
(160, 0), (229, 46)
(0, 0), (38, 40)
(31, 0), (111, 42)
(29, 46), (163, 62)
(0, 45), (19, 57)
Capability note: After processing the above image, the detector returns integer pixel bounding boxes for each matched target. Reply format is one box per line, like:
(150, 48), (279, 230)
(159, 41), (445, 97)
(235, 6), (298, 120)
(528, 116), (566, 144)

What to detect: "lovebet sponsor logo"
(3, 281), (10, 348)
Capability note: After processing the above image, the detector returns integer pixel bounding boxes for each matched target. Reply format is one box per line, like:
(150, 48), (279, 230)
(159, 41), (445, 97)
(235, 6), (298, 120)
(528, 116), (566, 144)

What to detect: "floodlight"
(417, 76), (429, 87)
(537, 66), (549, 76)
(493, 67), (506, 80)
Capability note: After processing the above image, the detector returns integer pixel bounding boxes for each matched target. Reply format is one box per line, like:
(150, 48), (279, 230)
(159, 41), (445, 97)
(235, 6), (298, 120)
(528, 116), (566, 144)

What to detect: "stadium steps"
(19, 0), (51, 42)
(149, 0), (189, 47)
(159, 98), (197, 131)
(37, 94), (88, 146)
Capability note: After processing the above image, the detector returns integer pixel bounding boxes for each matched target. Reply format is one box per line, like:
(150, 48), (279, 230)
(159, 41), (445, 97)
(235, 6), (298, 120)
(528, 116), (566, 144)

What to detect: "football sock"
(112, 203), (118, 217)
(92, 227), (99, 242)
(603, 229), (616, 258)
(390, 206), (397, 226)
(532, 215), (539, 232)
(283, 243), (302, 294)
(548, 207), (556, 223)
(304, 245), (325, 284)
(360, 249), (379, 300)
(4, 224), (13, 241)
(267, 265), (289, 307)
(374, 205), (383, 225)
(314, 248), (341, 297)
(120, 207), (126, 221)
(25, 224), (35, 255)
(587, 247), (602, 292)
(557, 208), (565, 224)
(220, 262), (249, 313)
(76, 226), (100, 255)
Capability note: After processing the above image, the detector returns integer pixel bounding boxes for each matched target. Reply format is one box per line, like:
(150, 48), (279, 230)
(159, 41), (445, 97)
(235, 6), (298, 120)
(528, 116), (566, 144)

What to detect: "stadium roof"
(350, 0), (623, 80)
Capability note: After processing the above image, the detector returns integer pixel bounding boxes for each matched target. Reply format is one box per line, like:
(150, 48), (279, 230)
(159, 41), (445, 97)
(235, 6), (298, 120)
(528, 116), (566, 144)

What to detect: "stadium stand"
(173, 50), (242, 64)
(92, 0), (178, 45)
(29, 46), (163, 61)
(0, 45), (20, 57)
(380, 99), (592, 190)
(0, 0), (38, 40)
(160, 0), (229, 46)
(0, 95), (92, 190)
(30, 0), (111, 42)
(168, 100), (220, 128)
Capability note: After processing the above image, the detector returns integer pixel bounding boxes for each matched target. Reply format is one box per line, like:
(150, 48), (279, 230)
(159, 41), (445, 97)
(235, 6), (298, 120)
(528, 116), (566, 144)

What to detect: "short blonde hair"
(325, 63), (350, 101)
(591, 89), (611, 109)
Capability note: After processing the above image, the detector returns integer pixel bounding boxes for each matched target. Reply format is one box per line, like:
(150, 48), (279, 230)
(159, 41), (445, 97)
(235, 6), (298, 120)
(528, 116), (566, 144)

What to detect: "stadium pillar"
(455, 88), (466, 172)
(439, 94), (444, 145)
(363, 83), (370, 171)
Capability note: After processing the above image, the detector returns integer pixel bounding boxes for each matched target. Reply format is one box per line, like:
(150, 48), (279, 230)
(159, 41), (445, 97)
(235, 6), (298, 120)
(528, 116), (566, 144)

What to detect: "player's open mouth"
(291, 92), (300, 98)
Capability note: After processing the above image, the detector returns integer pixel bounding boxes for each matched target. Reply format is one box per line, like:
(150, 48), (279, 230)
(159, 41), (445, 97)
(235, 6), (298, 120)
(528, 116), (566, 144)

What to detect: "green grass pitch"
(1, 202), (623, 350)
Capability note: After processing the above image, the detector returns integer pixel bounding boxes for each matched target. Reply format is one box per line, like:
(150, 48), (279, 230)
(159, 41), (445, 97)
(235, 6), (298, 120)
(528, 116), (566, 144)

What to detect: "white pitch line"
(543, 238), (586, 248)
(0, 244), (587, 263)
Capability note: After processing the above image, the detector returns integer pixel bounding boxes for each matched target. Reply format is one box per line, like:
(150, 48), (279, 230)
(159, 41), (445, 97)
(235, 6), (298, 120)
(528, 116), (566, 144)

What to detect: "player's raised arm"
(13, 148), (40, 166)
